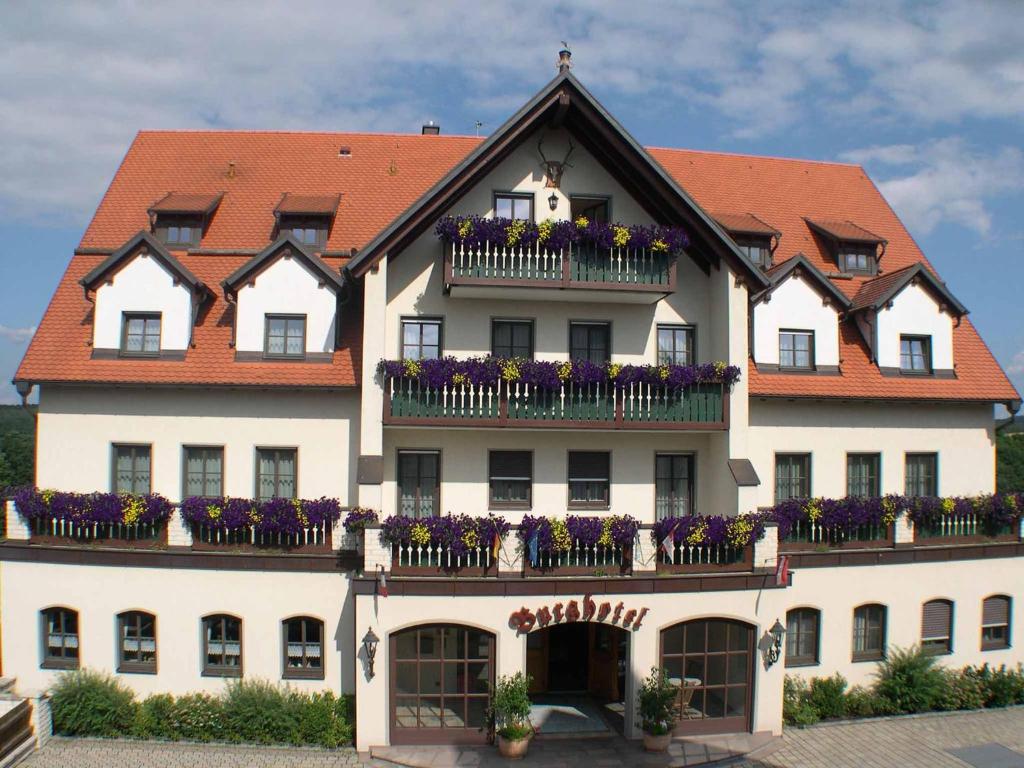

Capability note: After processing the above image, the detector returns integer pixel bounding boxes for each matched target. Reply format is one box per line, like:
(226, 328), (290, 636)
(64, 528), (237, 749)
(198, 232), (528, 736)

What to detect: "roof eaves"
(146, 191), (225, 217)
(805, 217), (887, 246)
(755, 253), (851, 309)
(852, 263), (968, 317)
(79, 230), (205, 293)
(222, 233), (345, 296)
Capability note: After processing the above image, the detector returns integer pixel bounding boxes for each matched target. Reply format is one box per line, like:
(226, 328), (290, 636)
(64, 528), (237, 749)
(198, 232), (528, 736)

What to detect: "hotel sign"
(508, 593), (648, 635)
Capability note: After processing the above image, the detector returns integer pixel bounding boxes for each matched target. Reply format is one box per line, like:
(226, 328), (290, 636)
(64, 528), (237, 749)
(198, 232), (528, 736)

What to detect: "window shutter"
(491, 451), (531, 478)
(983, 597), (1009, 626)
(922, 601), (951, 639)
(569, 452), (609, 480)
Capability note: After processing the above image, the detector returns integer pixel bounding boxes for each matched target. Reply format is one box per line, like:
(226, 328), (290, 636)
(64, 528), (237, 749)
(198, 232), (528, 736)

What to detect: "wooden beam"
(549, 91), (570, 128)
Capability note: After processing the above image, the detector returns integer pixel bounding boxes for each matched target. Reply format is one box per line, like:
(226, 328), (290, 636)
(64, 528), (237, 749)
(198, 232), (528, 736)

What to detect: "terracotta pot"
(643, 731), (672, 753)
(498, 733), (532, 759)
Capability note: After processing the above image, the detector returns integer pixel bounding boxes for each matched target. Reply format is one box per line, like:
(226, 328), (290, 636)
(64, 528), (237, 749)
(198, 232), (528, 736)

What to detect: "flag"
(491, 531), (502, 561)
(377, 565), (389, 598)
(775, 555), (790, 586)
(658, 522), (679, 556)
(528, 529), (540, 568)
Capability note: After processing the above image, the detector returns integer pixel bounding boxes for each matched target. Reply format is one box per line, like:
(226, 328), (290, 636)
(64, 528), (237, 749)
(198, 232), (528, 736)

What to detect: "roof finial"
(557, 44), (572, 74)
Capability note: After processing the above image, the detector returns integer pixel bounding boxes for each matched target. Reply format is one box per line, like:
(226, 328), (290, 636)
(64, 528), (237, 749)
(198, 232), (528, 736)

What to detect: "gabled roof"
(80, 230), (207, 295)
(713, 212), (780, 238)
(805, 218), (886, 245)
(850, 263), (968, 317)
(274, 193), (341, 217)
(147, 191), (223, 216)
(222, 233), (345, 297)
(345, 71), (770, 290)
(758, 253), (851, 310)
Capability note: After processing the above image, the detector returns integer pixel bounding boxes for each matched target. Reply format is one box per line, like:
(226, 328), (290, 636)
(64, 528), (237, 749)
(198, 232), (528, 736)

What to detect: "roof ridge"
(135, 128), (485, 140)
(647, 145), (864, 169)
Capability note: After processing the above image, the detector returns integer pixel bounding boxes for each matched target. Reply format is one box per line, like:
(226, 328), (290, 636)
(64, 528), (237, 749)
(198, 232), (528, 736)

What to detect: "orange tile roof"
(147, 191), (223, 215)
(712, 212), (780, 237)
(16, 131), (1019, 402)
(804, 217), (886, 244)
(274, 193), (342, 216)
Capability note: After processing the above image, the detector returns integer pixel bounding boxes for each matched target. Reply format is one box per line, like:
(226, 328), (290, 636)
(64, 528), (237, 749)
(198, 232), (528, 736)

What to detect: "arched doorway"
(390, 624), (495, 745)
(660, 619), (755, 735)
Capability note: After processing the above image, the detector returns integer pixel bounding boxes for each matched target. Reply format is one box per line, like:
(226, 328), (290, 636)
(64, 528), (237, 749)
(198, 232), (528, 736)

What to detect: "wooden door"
(587, 624), (620, 701)
(526, 631), (548, 693)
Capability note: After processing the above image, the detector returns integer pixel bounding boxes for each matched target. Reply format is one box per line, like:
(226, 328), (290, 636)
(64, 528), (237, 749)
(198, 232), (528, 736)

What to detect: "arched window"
(118, 611), (157, 673)
(921, 600), (953, 656)
(785, 608), (820, 667)
(40, 607), (79, 670)
(202, 614), (242, 677)
(282, 616), (324, 680)
(852, 604), (886, 662)
(982, 595), (1012, 651)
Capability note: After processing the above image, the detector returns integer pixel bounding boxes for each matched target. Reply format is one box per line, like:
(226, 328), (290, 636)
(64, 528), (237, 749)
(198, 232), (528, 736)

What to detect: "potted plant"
(488, 672), (534, 759)
(637, 667), (678, 752)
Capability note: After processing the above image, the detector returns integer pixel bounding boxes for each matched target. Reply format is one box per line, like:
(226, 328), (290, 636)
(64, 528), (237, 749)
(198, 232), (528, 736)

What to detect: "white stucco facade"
(875, 283), (955, 371)
(752, 275), (841, 368)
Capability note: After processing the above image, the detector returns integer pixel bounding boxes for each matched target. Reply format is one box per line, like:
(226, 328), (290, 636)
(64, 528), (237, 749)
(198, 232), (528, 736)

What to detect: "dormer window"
(148, 192), (223, 248)
(712, 213), (780, 271)
(157, 215), (202, 247)
(838, 245), (876, 275)
(280, 216), (328, 248)
(265, 315), (306, 358)
(736, 239), (772, 270)
(273, 194), (340, 251)
(805, 219), (886, 276)
(779, 330), (814, 370)
(900, 335), (931, 374)
(121, 313), (161, 356)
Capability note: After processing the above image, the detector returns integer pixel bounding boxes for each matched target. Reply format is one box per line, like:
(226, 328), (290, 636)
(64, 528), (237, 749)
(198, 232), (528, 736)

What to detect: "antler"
(537, 137), (549, 166)
(562, 137), (575, 168)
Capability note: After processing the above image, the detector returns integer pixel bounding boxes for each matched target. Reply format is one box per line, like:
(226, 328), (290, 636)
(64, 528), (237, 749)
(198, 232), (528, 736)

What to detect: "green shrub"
(937, 668), (987, 711)
(167, 693), (227, 742)
(51, 669), (138, 737)
(223, 679), (301, 745)
(783, 676), (809, 725)
(295, 691), (353, 748)
(489, 672), (534, 740)
(807, 674), (847, 720)
(134, 693), (176, 739)
(967, 664), (1024, 708)
(635, 667), (678, 736)
(843, 685), (889, 718)
(873, 646), (946, 714)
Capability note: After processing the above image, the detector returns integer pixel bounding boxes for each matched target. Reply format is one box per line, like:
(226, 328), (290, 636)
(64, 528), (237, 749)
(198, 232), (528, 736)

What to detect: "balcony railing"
(31, 517), (166, 548)
(391, 542), (497, 576)
(778, 519), (893, 552)
(913, 514), (1017, 545)
(444, 242), (675, 293)
(191, 521), (331, 553)
(384, 379), (727, 430)
(657, 540), (752, 574)
(524, 541), (631, 576)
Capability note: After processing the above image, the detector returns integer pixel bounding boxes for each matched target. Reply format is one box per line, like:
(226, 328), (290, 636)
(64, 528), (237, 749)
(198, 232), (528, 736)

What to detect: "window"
(40, 607), (79, 669)
(900, 335), (931, 373)
(569, 322), (610, 364)
(401, 318), (442, 360)
(256, 448), (296, 500)
(283, 617), (324, 679)
(655, 454), (694, 519)
(157, 215), (202, 247)
(785, 608), (820, 667)
(657, 325), (695, 366)
(779, 331), (814, 370)
(905, 453), (938, 497)
(921, 600), (953, 656)
(113, 444), (151, 494)
(839, 247), (875, 275)
(847, 454), (880, 497)
(737, 239), (772, 269)
(775, 454), (810, 503)
(494, 193), (533, 221)
(570, 196), (609, 223)
(183, 446), (224, 498)
(280, 216), (328, 248)
(488, 451), (532, 509)
(491, 320), (533, 359)
(203, 614), (242, 676)
(982, 596), (1011, 651)
(264, 315), (306, 357)
(568, 451), (610, 509)
(118, 611), (157, 673)
(398, 451), (440, 518)
(852, 604), (886, 661)
(121, 313), (161, 356)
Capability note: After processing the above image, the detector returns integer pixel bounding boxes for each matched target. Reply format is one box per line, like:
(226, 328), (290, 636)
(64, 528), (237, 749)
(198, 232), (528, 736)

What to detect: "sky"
(1, 0), (1023, 407)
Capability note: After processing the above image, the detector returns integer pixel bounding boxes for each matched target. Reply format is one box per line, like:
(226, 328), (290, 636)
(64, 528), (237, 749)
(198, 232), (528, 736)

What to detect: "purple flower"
(343, 508), (379, 533)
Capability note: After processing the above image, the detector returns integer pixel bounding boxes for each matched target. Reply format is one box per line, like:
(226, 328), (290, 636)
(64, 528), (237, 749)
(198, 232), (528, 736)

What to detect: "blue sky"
(1, 1), (1023, 405)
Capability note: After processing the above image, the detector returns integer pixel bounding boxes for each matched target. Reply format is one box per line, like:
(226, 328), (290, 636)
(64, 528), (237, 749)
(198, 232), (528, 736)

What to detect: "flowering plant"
(380, 513), (511, 557)
(343, 508), (380, 533)
(769, 496), (903, 540)
(180, 496), (342, 534)
(13, 486), (172, 526)
(651, 513), (767, 549)
(378, 356), (740, 391)
(435, 215), (690, 255)
(904, 493), (1022, 535)
(517, 514), (639, 551)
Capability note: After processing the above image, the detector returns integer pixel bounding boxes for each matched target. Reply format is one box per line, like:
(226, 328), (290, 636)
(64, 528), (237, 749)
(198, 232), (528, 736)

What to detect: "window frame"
(846, 453), (881, 497)
(400, 317), (444, 361)
(774, 453), (811, 503)
(981, 595), (1012, 651)
(397, 449), (441, 519)
(778, 329), (815, 371)
(493, 191), (534, 222)
(488, 450), (533, 511)
(112, 443), (152, 495)
(656, 324), (696, 367)
(921, 599), (953, 656)
(117, 610), (158, 674)
(279, 215), (329, 249)
(569, 195), (611, 224)
(156, 214), (203, 247)
(899, 334), (932, 374)
(567, 450), (611, 510)
(785, 607), (821, 668)
(255, 447), (298, 500)
(852, 603), (887, 662)
(263, 314), (307, 359)
(735, 237), (773, 270)
(905, 452), (938, 497)
(838, 245), (877, 276)
(655, 453), (695, 520)
(569, 321), (611, 365)
(490, 319), (535, 359)
(40, 607), (80, 670)
(202, 614), (243, 677)
(120, 312), (162, 357)
(182, 445), (225, 500)
(282, 616), (325, 680)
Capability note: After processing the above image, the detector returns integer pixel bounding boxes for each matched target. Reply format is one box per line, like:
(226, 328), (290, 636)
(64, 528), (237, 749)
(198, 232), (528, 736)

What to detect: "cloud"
(840, 138), (1024, 236)
(0, 325), (35, 344)
(1008, 351), (1024, 376)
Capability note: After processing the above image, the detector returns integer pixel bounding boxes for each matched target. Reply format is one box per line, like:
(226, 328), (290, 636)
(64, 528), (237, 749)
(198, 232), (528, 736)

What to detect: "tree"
(997, 433), (1024, 493)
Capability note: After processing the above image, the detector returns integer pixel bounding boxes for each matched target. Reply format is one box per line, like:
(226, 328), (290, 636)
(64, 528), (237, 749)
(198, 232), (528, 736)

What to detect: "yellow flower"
(713, 361), (726, 376)
(551, 519), (572, 551)
(658, 365), (669, 381)
(804, 499), (822, 522)
(122, 496), (144, 525)
(457, 219), (472, 239)
(538, 219), (554, 243)
(574, 216), (589, 229)
(598, 517), (615, 547)
(206, 504), (222, 521)
(462, 529), (479, 550)
(727, 517), (753, 548)
(248, 506), (260, 524)
(881, 497), (897, 525)
(557, 361), (572, 381)
(452, 372), (468, 386)
(403, 359), (421, 377)
(608, 363), (622, 380)
(293, 499), (308, 526)
(686, 521), (707, 545)
(411, 523), (430, 547)
(941, 497), (955, 515)
(500, 359), (521, 382)
(613, 226), (630, 248)
(41, 489), (55, 504)
(506, 218), (527, 246)
(652, 238), (668, 252)
(1007, 495), (1019, 512)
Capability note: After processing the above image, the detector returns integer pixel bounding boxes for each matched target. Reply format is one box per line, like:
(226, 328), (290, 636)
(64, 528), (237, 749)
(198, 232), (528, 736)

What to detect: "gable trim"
(754, 253), (852, 310)
(221, 233), (345, 299)
(852, 264), (968, 317)
(80, 230), (206, 295)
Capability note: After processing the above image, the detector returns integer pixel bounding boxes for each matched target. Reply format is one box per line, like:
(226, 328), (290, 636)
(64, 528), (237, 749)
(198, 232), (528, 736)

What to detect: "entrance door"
(588, 624), (620, 701)
(546, 623), (588, 692)
(661, 619), (754, 735)
(390, 624), (495, 745)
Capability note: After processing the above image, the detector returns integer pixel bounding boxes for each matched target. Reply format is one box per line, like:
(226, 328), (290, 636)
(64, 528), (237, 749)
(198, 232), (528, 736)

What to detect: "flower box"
(908, 495), (1021, 546)
(390, 541), (497, 576)
(655, 541), (753, 574)
(778, 521), (894, 552)
(182, 496), (341, 553)
(651, 514), (765, 573)
(523, 542), (632, 576)
(30, 517), (168, 549)
(190, 521), (332, 553)
(380, 513), (509, 576)
(519, 514), (638, 577)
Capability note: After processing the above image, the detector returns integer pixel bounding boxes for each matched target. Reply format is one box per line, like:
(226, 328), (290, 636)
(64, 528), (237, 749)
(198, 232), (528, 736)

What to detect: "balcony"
(383, 379), (728, 430)
(443, 242), (676, 303)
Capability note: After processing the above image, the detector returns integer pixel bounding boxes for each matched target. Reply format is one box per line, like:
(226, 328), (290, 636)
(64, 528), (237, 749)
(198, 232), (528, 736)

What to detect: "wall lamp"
(362, 627), (380, 678)
(548, 192), (559, 211)
(763, 619), (786, 668)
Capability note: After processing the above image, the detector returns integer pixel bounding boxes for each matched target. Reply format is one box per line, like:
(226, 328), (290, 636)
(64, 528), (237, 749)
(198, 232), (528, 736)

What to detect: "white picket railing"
(782, 519), (889, 546)
(193, 521), (330, 549)
(452, 241), (563, 281)
(31, 517), (162, 542)
(915, 512), (1013, 539)
(392, 541), (494, 571)
(528, 540), (626, 570)
(660, 541), (746, 567)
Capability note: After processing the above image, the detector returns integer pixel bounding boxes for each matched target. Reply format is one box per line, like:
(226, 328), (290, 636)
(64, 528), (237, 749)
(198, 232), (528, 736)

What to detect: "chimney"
(421, 121), (440, 136)
(557, 45), (572, 74)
